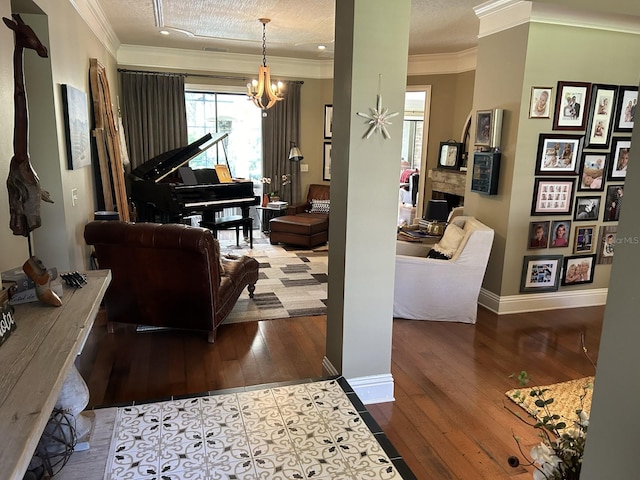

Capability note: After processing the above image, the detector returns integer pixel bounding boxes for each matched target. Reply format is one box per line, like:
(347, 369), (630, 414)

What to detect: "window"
(185, 91), (262, 182)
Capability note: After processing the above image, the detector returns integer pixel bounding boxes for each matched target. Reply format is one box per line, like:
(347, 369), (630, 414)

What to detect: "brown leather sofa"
(84, 221), (259, 343)
(269, 184), (330, 248)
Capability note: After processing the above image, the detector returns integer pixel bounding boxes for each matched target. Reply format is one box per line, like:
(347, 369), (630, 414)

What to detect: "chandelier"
(246, 18), (284, 112)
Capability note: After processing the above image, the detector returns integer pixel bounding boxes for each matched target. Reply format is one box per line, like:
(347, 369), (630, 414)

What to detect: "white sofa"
(393, 216), (494, 324)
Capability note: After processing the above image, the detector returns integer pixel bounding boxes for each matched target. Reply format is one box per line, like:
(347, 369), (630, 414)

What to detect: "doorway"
(401, 86), (431, 221)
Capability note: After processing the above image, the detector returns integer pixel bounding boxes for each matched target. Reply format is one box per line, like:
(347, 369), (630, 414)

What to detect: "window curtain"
(119, 71), (188, 171)
(262, 81), (302, 204)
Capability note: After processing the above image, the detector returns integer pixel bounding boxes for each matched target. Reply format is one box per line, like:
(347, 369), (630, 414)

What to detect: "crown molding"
(474, 0), (532, 38)
(69, 0), (120, 58)
(475, 0), (640, 39)
(407, 48), (477, 76)
(118, 44), (477, 79)
(116, 45), (334, 79)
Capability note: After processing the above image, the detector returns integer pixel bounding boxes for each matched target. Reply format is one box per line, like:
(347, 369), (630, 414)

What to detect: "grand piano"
(130, 133), (259, 226)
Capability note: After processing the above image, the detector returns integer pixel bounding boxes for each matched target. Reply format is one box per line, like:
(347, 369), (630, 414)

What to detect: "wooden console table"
(0, 269), (111, 480)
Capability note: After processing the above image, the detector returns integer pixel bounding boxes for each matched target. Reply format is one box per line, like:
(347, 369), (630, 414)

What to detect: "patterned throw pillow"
(309, 199), (330, 214)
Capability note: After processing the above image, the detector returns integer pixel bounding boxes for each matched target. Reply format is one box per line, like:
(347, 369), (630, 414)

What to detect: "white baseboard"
(479, 287), (608, 315)
(345, 374), (395, 405)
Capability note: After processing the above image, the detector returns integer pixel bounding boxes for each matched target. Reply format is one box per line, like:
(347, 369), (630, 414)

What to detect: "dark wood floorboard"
(76, 304), (603, 479)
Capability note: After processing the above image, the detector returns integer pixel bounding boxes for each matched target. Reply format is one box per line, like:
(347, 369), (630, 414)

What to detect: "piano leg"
(241, 206), (251, 239)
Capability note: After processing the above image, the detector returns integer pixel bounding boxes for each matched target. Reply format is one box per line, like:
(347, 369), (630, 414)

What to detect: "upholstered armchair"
(393, 216), (494, 324)
(84, 221), (259, 343)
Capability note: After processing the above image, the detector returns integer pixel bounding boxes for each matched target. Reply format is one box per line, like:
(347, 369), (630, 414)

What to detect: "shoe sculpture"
(22, 256), (62, 307)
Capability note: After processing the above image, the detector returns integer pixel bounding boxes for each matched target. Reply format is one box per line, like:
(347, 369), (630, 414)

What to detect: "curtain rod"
(117, 68), (304, 84)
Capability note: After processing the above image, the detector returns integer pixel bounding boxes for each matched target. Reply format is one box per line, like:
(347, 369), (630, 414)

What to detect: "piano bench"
(200, 215), (253, 248)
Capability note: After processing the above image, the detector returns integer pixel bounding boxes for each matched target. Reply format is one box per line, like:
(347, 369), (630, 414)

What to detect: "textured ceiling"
(96, 0), (483, 60)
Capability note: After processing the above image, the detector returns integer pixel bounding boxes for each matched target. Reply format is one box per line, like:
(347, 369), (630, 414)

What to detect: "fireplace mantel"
(430, 169), (467, 198)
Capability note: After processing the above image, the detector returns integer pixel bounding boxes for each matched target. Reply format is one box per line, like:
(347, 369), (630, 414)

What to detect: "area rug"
(220, 238), (328, 323)
(505, 376), (594, 422)
(57, 378), (415, 480)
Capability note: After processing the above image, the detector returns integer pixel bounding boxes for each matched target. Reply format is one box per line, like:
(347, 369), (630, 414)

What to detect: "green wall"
(466, 21), (640, 298)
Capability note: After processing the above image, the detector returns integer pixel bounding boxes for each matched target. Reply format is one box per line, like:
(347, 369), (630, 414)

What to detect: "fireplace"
(429, 168), (466, 210)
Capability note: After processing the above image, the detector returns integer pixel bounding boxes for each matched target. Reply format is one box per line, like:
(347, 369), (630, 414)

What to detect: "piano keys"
(129, 133), (259, 224)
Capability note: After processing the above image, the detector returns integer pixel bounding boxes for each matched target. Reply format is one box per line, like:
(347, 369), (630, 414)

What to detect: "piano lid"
(130, 132), (229, 183)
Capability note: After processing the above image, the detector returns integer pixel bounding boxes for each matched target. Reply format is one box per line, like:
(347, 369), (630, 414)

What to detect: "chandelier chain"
(262, 22), (267, 67)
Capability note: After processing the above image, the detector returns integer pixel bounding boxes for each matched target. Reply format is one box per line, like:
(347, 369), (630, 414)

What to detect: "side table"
(256, 206), (287, 233)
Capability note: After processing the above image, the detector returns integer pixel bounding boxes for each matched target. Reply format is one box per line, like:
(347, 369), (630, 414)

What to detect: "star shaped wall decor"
(357, 93), (399, 139)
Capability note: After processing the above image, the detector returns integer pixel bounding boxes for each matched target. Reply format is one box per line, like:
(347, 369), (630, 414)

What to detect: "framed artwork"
(596, 225), (617, 264)
(322, 141), (332, 181)
(608, 137), (631, 180)
(475, 109), (493, 146)
(324, 104), (333, 139)
(603, 185), (624, 222)
(573, 196), (601, 222)
(475, 109), (503, 148)
(552, 81), (591, 131)
(531, 178), (575, 216)
(584, 84), (617, 149)
(528, 221), (550, 249)
(550, 220), (571, 248)
(535, 133), (582, 175)
(438, 141), (463, 170)
(573, 225), (596, 254)
(561, 254), (596, 286)
(61, 84), (91, 170)
(577, 153), (607, 191)
(529, 86), (552, 118)
(614, 85), (637, 133)
(520, 255), (563, 293)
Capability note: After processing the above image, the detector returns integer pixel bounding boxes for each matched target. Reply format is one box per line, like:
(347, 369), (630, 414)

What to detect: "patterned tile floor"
(104, 377), (415, 480)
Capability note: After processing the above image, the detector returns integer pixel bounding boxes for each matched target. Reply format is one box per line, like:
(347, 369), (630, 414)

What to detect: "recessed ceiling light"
(317, 45), (326, 50)
(160, 30), (170, 35)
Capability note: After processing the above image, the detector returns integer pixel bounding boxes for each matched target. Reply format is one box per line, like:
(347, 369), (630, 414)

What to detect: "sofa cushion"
(431, 223), (465, 258)
(309, 199), (330, 214)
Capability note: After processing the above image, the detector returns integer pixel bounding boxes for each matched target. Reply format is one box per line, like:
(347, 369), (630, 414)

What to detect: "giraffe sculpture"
(3, 13), (53, 237)
(4, 14), (61, 307)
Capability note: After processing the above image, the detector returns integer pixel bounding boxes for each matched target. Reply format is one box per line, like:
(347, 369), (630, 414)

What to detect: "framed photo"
(552, 81), (591, 130)
(529, 86), (552, 118)
(550, 220), (571, 248)
(584, 84), (617, 149)
(438, 141), (463, 170)
(608, 137), (631, 180)
(520, 255), (563, 293)
(573, 196), (601, 221)
(577, 153), (607, 191)
(474, 109), (503, 148)
(603, 185), (624, 222)
(561, 254), (596, 286)
(322, 141), (332, 181)
(528, 221), (550, 249)
(61, 84), (91, 170)
(614, 85), (637, 132)
(324, 104), (333, 139)
(535, 134), (582, 175)
(531, 178), (575, 216)
(596, 225), (617, 264)
(573, 225), (596, 254)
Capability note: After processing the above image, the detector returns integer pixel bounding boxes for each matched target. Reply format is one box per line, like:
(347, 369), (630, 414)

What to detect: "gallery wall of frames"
(520, 81), (636, 294)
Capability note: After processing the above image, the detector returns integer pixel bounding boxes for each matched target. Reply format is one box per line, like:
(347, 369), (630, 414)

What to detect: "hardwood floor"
(76, 305), (603, 479)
